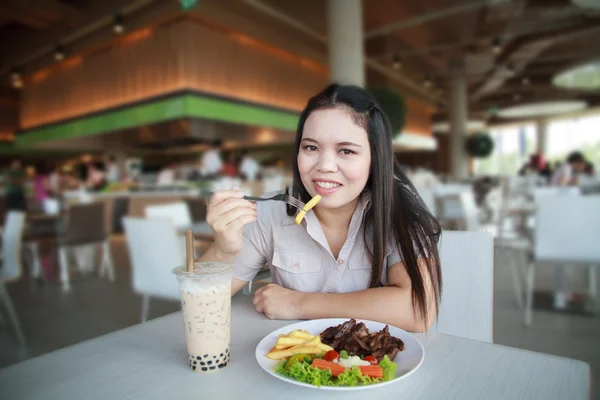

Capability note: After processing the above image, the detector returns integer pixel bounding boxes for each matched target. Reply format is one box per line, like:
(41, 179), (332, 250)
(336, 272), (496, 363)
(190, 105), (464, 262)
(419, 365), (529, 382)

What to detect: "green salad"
(275, 354), (397, 388)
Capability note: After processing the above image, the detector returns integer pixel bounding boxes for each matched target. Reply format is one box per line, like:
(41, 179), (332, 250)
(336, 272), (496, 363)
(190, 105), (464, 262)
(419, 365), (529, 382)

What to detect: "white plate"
(255, 318), (425, 391)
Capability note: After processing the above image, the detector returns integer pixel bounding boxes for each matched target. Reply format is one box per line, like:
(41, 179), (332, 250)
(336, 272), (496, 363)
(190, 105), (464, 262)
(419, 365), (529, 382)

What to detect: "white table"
(0, 296), (590, 400)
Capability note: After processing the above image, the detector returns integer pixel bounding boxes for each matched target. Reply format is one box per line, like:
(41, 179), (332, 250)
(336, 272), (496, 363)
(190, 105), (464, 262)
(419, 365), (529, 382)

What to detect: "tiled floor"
(0, 240), (598, 398)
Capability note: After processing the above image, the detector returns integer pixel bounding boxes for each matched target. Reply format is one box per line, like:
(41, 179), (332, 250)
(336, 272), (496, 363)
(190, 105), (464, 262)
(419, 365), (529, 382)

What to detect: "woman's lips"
(312, 180), (342, 195)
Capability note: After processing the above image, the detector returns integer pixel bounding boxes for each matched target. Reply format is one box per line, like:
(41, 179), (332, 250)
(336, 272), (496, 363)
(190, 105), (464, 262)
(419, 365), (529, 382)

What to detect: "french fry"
(266, 329), (332, 359)
(266, 345), (322, 360)
(288, 330), (316, 340)
(275, 337), (307, 349)
(318, 342), (334, 352)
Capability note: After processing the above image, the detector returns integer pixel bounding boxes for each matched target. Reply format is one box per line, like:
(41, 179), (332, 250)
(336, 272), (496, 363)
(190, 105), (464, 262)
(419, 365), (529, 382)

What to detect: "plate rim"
(254, 318), (425, 391)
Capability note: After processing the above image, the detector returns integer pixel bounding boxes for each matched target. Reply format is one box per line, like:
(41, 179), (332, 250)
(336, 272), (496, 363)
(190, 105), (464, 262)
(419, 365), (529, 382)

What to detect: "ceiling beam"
(241, 0), (441, 105)
(0, 0), (162, 76)
(364, 0), (509, 40)
(0, 0), (82, 31)
(472, 21), (600, 100)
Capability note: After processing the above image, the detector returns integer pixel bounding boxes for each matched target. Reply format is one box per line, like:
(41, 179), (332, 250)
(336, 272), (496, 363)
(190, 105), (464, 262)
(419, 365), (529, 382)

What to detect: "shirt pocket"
(272, 250), (323, 292)
(347, 251), (372, 291)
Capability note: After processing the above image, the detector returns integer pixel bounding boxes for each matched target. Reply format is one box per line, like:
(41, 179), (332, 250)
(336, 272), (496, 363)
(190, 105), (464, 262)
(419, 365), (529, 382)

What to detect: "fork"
(243, 194), (306, 210)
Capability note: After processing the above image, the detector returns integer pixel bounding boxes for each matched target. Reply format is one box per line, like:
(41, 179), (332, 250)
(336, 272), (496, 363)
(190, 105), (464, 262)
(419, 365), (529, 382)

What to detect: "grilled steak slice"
(320, 319), (405, 362)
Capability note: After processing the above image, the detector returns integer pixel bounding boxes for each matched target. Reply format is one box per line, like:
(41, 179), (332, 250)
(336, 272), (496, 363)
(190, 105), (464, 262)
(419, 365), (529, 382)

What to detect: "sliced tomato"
(323, 350), (340, 362)
(363, 356), (378, 365)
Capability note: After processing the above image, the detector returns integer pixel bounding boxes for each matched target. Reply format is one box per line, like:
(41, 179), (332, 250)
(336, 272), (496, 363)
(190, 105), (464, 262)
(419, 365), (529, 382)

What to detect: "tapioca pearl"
(201, 367), (208, 372)
(196, 356), (201, 360)
(203, 354), (209, 358)
(192, 366), (196, 371)
(200, 361), (205, 366)
(193, 361), (197, 365)
(218, 363), (226, 369)
(209, 366), (216, 370)
(207, 360), (212, 365)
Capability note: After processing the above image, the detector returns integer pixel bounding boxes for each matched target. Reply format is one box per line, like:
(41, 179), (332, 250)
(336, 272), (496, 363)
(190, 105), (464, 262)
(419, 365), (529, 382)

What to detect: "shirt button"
(337, 259), (344, 265)
(292, 262), (300, 270)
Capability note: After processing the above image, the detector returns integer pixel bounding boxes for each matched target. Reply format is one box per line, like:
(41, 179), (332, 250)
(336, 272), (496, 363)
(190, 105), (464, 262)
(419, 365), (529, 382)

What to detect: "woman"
(199, 84), (442, 332)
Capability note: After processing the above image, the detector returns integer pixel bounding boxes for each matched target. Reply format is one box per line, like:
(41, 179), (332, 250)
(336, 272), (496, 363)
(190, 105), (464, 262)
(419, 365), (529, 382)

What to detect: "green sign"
(180, 0), (198, 10)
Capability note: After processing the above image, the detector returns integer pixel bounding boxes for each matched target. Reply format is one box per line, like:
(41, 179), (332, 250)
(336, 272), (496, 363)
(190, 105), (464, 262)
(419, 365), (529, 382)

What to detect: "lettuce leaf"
(379, 355), (398, 381)
(274, 355), (398, 388)
(275, 359), (335, 387)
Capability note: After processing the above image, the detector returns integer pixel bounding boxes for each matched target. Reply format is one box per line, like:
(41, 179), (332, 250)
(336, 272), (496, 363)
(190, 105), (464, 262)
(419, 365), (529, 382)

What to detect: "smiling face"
(297, 108), (372, 210)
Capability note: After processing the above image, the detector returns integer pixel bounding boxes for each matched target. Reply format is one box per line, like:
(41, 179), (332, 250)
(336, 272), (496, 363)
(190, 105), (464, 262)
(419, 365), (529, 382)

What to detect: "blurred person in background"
(200, 139), (223, 179)
(221, 151), (239, 177)
(3, 159), (27, 211)
(157, 161), (177, 186)
(106, 155), (120, 184)
(33, 162), (52, 206)
(583, 161), (595, 176)
(239, 149), (261, 181)
(551, 151), (587, 186)
(86, 161), (107, 191)
(47, 165), (61, 196)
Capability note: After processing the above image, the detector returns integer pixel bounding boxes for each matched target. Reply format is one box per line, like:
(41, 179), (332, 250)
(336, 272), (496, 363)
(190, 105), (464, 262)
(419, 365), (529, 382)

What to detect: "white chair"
(58, 203), (115, 292)
(0, 211), (27, 346)
(415, 188), (437, 216)
(145, 202), (192, 230)
(532, 186), (580, 203)
(435, 184), (472, 226)
(432, 231), (494, 343)
(123, 217), (183, 322)
(524, 195), (600, 325)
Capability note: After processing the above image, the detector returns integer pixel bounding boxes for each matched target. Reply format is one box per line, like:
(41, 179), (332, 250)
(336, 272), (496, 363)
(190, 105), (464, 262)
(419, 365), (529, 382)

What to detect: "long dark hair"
(288, 84), (442, 328)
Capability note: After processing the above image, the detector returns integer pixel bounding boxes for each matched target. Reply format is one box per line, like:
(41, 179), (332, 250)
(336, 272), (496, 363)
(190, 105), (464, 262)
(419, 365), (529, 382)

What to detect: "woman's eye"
(339, 149), (354, 155)
(303, 145), (318, 152)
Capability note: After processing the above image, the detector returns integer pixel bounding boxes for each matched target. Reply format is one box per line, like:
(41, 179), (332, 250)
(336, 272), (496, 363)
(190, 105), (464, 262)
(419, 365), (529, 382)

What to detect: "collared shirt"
(201, 150), (223, 175)
(551, 163), (573, 186)
(233, 192), (403, 293)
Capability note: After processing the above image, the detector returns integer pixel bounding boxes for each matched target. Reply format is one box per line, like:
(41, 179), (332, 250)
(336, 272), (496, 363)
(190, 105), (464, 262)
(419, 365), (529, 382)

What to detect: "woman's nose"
(316, 151), (338, 173)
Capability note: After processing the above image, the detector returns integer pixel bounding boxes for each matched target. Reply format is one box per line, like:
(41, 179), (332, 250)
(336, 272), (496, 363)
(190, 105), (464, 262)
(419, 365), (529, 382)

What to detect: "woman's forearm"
(295, 286), (432, 332)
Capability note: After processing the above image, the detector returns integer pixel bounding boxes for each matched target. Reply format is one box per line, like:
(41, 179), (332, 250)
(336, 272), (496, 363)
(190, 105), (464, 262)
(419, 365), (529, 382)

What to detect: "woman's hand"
(253, 284), (304, 320)
(206, 189), (257, 261)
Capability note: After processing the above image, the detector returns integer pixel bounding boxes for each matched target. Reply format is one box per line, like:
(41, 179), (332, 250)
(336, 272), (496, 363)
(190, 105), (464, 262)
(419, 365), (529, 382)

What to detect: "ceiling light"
(392, 54), (402, 70)
(497, 101), (587, 119)
(54, 45), (65, 62)
(492, 37), (502, 55)
(10, 68), (23, 89)
(113, 14), (124, 35)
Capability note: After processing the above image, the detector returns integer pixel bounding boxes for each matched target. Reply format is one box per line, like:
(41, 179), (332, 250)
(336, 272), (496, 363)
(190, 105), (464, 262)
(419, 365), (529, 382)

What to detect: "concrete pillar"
(449, 58), (469, 179)
(536, 119), (548, 155)
(327, 0), (365, 87)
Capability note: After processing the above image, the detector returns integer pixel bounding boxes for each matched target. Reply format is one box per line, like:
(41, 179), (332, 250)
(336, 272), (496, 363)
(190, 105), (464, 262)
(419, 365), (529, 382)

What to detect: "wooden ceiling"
(1, 0), (599, 123)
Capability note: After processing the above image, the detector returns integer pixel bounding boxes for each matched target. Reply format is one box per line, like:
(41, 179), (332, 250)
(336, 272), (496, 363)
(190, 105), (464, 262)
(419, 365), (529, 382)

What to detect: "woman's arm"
(254, 258), (437, 332)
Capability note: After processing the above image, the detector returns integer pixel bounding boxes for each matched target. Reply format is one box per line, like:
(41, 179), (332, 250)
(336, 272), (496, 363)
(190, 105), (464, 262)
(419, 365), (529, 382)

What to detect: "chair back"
(535, 195), (600, 263)
(145, 202), (192, 230)
(123, 217), (183, 300)
(432, 230), (494, 343)
(415, 188), (437, 216)
(458, 191), (480, 231)
(1, 211), (26, 281)
(435, 184), (472, 221)
(62, 202), (107, 245)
